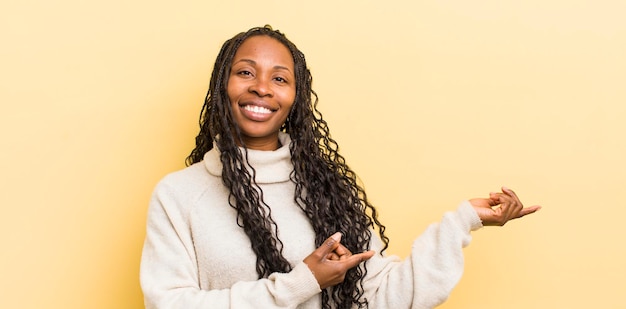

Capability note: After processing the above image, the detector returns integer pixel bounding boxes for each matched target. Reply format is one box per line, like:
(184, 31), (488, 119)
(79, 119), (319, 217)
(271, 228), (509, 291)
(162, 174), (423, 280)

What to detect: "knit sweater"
(140, 133), (483, 309)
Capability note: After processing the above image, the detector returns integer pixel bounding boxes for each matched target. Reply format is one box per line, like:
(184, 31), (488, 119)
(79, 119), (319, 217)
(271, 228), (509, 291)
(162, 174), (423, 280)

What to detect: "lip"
(238, 100), (278, 121)
(239, 99), (277, 111)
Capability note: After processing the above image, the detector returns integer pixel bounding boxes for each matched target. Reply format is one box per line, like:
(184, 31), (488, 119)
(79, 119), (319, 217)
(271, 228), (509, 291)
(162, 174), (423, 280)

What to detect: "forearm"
(141, 186), (321, 309)
(141, 261), (321, 309)
(362, 201), (482, 309)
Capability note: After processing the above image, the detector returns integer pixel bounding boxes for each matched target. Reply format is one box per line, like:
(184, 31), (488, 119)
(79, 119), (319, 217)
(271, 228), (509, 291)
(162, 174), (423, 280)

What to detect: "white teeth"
(244, 105), (272, 114)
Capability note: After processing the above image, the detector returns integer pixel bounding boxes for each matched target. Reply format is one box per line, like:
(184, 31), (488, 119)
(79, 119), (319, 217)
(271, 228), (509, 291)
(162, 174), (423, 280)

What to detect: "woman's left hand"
(469, 187), (541, 226)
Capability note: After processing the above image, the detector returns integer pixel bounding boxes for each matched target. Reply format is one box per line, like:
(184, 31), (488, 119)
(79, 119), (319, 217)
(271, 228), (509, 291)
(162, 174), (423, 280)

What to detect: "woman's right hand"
(303, 232), (374, 289)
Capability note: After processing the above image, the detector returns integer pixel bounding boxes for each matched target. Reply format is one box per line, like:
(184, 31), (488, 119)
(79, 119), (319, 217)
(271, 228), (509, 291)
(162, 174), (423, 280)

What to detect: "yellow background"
(2, 0), (625, 308)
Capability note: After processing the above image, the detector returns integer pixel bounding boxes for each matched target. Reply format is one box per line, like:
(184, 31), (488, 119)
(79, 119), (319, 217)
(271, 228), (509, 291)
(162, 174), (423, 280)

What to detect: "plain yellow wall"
(2, 0), (625, 308)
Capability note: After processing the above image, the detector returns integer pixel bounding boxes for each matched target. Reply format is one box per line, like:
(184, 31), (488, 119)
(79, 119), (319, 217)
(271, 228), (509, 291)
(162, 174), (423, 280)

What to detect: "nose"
(248, 77), (273, 97)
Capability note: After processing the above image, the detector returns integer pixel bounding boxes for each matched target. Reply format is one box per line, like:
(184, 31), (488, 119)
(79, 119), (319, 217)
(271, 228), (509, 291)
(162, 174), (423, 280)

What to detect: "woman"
(140, 25), (540, 309)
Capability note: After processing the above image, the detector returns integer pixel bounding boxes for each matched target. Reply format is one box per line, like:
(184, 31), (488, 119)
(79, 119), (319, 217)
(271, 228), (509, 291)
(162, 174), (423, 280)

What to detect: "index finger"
(341, 250), (375, 270)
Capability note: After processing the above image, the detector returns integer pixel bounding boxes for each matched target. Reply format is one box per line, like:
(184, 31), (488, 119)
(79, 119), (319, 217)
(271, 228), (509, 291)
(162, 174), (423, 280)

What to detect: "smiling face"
(227, 35), (296, 151)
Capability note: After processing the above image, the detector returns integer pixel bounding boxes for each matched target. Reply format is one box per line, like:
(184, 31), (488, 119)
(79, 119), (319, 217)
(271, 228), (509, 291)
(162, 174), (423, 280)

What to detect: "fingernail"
(331, 232), (342, 242)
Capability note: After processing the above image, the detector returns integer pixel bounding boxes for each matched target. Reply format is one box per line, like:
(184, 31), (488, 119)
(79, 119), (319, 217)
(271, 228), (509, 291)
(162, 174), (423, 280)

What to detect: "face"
(227, 35), (296, 150)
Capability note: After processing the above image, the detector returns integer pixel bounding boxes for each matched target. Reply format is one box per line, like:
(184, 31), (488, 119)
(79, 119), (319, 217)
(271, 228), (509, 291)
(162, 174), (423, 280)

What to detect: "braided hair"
(186, 25), (389, 308)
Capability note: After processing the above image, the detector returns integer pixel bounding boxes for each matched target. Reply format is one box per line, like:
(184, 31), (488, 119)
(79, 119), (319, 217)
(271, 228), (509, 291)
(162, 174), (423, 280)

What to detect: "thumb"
(316, 232), (342, 258)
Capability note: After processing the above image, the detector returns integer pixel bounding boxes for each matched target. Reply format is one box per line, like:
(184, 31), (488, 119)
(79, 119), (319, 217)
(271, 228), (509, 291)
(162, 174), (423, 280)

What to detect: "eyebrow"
(233, 58), (293, 73)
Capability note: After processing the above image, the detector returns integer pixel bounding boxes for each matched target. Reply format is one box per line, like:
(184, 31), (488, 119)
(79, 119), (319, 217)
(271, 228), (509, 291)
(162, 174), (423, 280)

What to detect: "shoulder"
(151, 161), (220, 209)
(159, 162), (212, 186)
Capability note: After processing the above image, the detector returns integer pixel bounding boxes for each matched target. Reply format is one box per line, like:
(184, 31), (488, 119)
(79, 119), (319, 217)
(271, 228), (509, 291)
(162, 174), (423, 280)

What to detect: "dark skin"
(303, 232), (374, 289)
(471, 186), (541, 226)
(225, 33), (542, 291)
(303, 186), (540, 289)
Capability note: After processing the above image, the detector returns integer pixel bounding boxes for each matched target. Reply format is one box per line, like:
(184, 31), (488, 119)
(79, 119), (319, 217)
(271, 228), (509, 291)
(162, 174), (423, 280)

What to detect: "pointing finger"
(342, 250), (375, 269)
(517, 205), (542, 218)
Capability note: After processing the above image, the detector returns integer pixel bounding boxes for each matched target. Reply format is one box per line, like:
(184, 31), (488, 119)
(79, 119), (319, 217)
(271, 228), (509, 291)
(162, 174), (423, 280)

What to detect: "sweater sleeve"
(361, 201), (483, 309)
(139, 181), (321, 309)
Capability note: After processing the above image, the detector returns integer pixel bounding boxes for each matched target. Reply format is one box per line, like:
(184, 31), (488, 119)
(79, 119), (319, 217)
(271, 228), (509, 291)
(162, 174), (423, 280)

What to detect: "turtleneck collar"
(203, 132), (293, 184)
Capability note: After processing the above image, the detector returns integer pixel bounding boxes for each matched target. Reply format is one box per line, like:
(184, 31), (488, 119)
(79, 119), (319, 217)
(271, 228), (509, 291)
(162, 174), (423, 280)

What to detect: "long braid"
(187, 27), (292, 276)
(186, 25), (389, 308)
(288, 82), (388, 308)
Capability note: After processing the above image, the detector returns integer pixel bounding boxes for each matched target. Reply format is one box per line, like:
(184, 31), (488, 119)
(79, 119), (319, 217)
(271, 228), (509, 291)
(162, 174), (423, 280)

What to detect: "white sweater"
(140, 133), (483, 309)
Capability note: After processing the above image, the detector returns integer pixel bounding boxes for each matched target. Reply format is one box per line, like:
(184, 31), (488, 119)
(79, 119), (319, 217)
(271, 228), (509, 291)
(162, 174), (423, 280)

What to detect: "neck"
(239, 135), (281, 151)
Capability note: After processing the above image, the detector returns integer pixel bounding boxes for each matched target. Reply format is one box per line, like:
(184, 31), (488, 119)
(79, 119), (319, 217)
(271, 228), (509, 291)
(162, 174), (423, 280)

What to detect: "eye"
(274, 76), (287, 83)
(238, 70), (252, 76)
